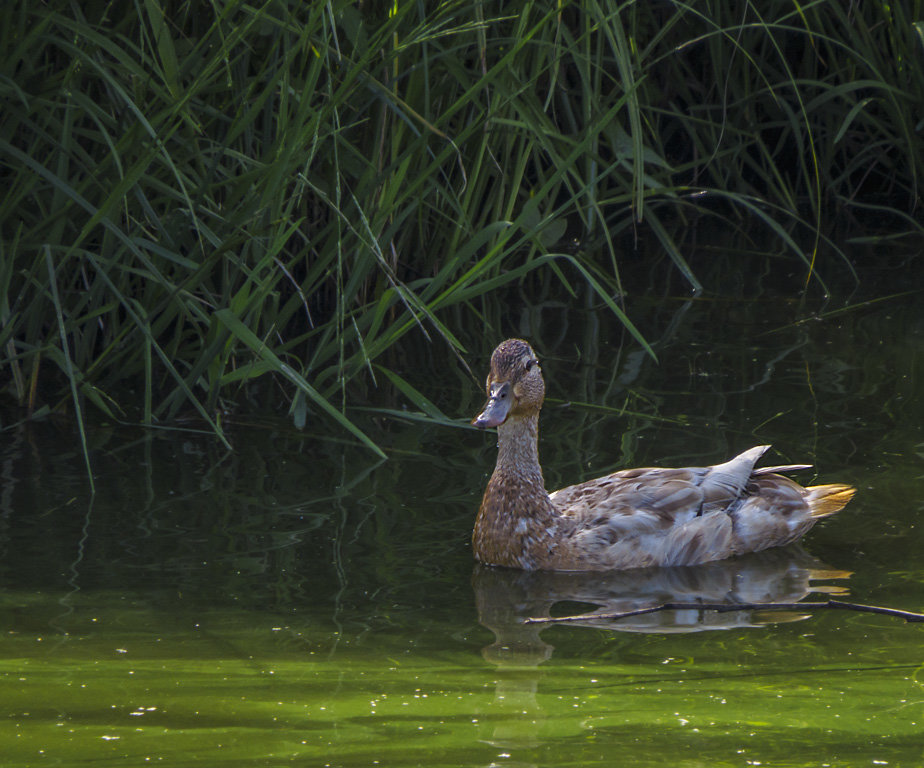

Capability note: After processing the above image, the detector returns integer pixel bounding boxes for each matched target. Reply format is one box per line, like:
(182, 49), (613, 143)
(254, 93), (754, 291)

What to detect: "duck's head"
(472, 339), (544, 429)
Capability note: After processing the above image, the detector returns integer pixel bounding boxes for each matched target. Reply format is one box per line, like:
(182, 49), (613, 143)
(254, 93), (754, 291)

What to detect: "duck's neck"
(496, 414), (544, 484)
(474, 413), (560, 569)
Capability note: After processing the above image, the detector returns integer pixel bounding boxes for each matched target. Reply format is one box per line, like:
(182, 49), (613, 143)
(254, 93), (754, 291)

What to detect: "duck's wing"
(549, 445), (772, 528)
(550, 467), (708, 530)
(549, 473), (738, 569)
(546, 446), (778, 569)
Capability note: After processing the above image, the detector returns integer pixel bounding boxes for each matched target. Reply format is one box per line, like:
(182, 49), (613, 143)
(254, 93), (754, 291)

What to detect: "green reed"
(1, 0), (922, 460)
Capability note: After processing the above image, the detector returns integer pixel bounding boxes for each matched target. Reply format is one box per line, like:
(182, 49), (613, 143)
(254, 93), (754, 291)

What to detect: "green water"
(2, 274), (923, 767)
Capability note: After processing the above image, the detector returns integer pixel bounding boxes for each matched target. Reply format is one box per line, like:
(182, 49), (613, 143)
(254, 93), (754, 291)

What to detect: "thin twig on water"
(525, 600), (924, 625)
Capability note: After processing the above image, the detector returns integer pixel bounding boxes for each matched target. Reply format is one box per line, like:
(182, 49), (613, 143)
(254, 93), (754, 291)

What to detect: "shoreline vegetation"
(2, 1), (923, 465)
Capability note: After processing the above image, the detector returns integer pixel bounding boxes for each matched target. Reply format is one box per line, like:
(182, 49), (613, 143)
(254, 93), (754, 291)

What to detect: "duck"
(471, 338), (855, 571)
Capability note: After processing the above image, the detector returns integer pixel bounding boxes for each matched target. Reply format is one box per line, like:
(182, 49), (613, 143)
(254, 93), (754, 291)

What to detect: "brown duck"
(472, 339), (855, 571)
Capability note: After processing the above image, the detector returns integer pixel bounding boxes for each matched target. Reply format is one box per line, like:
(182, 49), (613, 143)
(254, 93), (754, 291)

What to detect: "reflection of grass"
(2, 1), (923, 468)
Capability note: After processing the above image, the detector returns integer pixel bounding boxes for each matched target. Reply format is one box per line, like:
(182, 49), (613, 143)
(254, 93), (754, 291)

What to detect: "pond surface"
(2, 258), (924, 767)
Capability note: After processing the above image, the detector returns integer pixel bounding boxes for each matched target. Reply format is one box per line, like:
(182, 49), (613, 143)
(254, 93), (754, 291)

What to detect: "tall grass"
(1, 0), (922, 459)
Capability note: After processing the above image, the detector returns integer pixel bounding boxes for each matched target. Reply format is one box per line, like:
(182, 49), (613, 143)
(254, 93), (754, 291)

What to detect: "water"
(2, 266), (923, 767)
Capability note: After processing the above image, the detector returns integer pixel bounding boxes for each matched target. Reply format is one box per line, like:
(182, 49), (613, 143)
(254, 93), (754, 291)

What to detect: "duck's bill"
(472, 382), (512, 428)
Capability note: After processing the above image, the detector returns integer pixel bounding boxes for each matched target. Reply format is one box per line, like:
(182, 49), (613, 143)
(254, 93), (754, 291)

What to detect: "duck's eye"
(525, 359), (539, 372)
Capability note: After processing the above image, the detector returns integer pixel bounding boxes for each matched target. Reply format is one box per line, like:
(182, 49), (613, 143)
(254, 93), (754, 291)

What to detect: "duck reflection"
(472, 547), (849, 756)
(475, 545), (849, 665)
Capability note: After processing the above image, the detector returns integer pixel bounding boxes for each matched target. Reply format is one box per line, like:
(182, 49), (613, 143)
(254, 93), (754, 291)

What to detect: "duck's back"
(546, 446), (854, 571)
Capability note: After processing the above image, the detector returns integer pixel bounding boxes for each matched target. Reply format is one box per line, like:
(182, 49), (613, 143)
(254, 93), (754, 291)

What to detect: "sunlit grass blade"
(44, 247), (95, 493)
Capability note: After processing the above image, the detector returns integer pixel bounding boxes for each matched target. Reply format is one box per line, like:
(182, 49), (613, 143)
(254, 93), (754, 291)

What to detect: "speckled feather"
(472, 339), (856, 572)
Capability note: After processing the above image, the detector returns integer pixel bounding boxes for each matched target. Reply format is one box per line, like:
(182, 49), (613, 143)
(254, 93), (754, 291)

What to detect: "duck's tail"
(805, 484), (856, 518)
